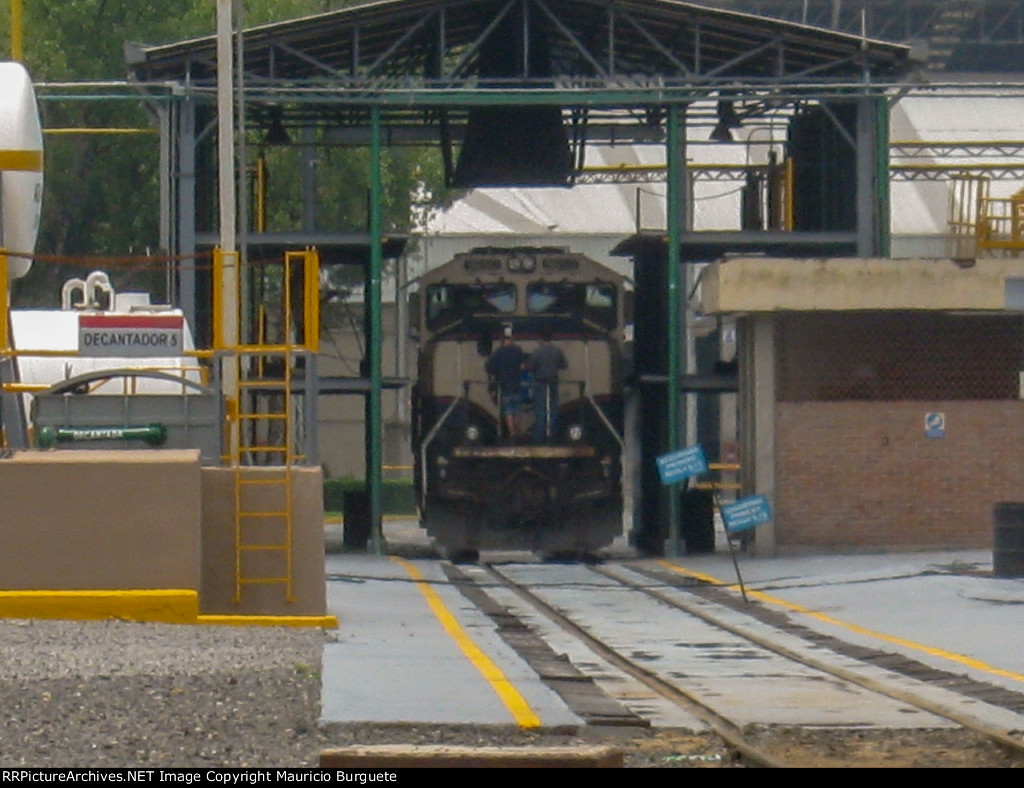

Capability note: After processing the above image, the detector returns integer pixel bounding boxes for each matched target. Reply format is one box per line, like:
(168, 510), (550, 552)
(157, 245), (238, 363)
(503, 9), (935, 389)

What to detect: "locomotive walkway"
(320, 519), (1024, 731)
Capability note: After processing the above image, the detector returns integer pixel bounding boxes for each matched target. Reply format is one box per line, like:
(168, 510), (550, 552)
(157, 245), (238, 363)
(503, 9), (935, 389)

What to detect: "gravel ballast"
(0, 619), (327, 768)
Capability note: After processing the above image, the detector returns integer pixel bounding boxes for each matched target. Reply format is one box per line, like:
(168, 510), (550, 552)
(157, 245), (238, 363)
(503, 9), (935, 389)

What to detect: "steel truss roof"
(129, 0), (912, 110)
(688, 1), (1024, 49)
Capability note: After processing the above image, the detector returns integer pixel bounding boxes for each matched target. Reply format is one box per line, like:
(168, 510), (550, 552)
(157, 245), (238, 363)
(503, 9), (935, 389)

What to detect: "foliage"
(323, 476), (417, 516)
(4, 1), (216, 305)
(257, 143), (446, 236)
(0, 1), (449, 308)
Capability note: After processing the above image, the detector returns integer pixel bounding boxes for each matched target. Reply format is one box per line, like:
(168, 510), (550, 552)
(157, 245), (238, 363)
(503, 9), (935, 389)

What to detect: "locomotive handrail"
(556, 378), (624, 451)
(584, 391), (625, 451)
(419, 393), (464, 509)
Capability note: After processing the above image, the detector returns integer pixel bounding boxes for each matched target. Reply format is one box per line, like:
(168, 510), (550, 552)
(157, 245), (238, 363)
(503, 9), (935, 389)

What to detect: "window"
(526, 282), (617, 329)
(425, 283), (516, 330)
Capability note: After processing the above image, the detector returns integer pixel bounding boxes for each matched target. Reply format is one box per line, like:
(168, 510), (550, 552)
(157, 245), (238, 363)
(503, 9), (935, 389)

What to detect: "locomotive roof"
(421, 247), (629, 283)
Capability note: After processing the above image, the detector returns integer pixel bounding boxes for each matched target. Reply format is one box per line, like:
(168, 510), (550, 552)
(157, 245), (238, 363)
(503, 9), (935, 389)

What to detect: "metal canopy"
(124, 1), (912, 557)
(129, 0), (911, 105)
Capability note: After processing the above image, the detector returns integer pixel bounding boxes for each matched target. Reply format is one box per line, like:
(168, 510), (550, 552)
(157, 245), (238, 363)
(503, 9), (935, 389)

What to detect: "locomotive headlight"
(520, 255), (536, 272)
(465, 424), (481, 443)
(567, 423), (584, 442)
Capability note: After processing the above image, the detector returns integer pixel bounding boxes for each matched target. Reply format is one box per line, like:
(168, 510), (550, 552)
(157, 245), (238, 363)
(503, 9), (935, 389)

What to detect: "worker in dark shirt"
(485, 326), (527, 441)
(526, 329), (567, 444)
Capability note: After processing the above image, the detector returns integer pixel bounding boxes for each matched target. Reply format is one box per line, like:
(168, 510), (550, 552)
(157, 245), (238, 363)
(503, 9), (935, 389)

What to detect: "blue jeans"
(532, 382), (559, 443)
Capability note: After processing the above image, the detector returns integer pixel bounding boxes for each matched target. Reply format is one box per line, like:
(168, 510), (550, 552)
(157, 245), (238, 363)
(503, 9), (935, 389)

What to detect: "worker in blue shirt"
(486, 326), (527, 441)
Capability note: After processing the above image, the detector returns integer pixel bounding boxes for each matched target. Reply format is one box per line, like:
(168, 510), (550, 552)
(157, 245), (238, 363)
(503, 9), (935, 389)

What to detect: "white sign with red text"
(78, 314), (185, 358)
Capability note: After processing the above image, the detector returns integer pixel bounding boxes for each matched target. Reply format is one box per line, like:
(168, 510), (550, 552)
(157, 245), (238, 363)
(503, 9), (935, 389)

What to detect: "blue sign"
(656, 445), (708, 485)
(924, 411), (945, 439)
(722, 495), (773, 534)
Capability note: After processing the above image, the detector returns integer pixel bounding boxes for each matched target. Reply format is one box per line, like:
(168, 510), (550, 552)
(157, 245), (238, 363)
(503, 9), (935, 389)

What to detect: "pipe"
(61, 278), (87, 310)
(85, 270), (114, 309)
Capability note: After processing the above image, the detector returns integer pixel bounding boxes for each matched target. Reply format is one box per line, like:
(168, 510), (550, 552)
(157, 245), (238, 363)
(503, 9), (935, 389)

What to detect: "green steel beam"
(876, 95), (891, 257)
(665, 104), (682, 557)
(367, 106), (384, 555)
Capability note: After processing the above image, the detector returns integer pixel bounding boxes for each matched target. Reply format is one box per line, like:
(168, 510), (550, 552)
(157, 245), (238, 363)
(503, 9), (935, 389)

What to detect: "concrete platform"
(321, 550), (585, 728)
(321, 519), (1024, 730)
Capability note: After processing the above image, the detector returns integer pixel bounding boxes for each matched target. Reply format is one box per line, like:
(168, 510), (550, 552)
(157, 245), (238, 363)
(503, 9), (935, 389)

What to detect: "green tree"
(0, 1), (447, 307)
(3, 1), (215, 304)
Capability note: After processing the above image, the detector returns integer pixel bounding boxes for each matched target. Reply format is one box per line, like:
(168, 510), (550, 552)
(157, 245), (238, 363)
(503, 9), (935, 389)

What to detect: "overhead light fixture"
(709, 121), (734, 142)
(264, 108), (291, 145)
(709, 96), (742, 141)
(717, 99), (742, 129)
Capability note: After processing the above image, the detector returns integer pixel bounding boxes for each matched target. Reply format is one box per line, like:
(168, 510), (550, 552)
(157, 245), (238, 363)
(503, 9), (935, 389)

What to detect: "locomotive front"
(412, 247), (628, 561)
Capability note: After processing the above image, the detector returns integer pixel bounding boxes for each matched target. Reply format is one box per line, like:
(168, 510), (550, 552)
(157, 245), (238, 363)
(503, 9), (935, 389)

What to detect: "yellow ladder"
(215, 248), (320, 604)
(232, 342), (296, 603)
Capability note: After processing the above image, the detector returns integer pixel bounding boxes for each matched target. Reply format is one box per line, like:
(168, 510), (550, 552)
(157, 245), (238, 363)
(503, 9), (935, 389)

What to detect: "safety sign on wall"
(78, 314), (184, 357)
(924, 411), (945, 439)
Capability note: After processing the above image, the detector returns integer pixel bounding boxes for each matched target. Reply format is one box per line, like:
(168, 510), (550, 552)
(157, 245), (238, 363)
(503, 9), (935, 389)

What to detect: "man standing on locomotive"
(486, 325), (527, 441)
(526, 329), (567, 444)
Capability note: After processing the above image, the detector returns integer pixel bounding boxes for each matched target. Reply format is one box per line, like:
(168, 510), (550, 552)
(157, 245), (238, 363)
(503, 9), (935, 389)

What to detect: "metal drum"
(993, 502), (1024, 578)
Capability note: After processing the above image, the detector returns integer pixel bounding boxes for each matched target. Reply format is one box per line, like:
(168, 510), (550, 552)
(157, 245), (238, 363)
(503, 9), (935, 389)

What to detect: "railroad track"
(445, 558), (1024, 768)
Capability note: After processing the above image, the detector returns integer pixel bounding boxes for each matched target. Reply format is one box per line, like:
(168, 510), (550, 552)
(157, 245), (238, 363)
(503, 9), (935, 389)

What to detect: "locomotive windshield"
(527, 282), (617, 330)
(425, 283), (516, 330)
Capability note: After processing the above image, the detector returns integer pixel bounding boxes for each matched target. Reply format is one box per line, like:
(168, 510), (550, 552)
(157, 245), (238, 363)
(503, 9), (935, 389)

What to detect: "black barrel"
(680, 488), (715, 555)
(343, 490), (371, 551)
(993, 502), (1024, 578)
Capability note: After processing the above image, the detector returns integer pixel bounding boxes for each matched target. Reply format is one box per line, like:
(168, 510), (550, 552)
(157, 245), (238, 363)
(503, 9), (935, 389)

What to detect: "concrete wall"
(0, 449), (201, 590)
(0, 451), (328, 620)
(701, 257), (1024, 314)
(200, 465), (326, 617)
(775, 401), (1024, 551)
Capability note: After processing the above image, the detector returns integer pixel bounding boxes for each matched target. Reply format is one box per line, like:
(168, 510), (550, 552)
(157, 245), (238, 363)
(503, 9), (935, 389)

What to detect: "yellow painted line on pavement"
(657, 559), (1024, 686)
(391, 556), (542, 728)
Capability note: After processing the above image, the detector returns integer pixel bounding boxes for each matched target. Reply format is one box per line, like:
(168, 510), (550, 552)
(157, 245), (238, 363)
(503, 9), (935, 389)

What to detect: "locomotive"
(411, 247), (629, 561)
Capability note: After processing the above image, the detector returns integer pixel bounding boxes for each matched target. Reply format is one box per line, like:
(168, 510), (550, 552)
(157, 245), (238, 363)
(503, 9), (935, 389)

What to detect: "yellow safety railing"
(975, 186), (1024, 257)
(692, 462), (742, 494)
(948, 176), (1024, 260)
(947, 174), (989, 261)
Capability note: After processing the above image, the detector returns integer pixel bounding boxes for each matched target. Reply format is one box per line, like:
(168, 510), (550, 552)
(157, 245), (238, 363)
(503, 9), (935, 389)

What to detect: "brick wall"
(775, 401), (1024, 550)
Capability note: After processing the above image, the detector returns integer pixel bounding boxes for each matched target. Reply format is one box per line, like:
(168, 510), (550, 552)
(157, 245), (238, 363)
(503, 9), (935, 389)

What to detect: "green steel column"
(367, 107), (384, 554)
(665, 104), (682, 556)
(875, 94), (891, 257)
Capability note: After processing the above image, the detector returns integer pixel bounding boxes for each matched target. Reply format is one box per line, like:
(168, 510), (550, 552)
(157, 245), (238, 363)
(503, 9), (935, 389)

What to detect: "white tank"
(0, 61), (43, 279)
